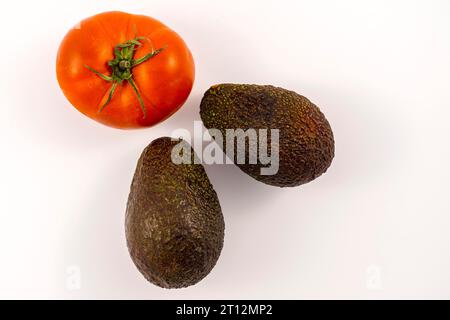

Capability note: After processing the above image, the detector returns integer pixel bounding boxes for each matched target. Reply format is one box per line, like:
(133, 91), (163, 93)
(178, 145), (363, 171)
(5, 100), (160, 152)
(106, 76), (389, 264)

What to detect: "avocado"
(200, 84), (335, 187)
(125, 137), (225, 289)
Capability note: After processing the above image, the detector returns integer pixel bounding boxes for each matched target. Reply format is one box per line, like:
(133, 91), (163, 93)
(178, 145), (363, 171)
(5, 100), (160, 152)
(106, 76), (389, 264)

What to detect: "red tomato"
(56, 11), (195, 129)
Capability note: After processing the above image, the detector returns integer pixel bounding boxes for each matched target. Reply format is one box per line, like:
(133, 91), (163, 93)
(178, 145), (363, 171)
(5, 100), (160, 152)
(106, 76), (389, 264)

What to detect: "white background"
(0, 0), (449, 299)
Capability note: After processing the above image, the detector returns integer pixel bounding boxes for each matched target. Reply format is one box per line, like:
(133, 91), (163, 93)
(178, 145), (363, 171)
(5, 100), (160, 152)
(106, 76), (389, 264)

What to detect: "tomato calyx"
(85, 37), (166, 118)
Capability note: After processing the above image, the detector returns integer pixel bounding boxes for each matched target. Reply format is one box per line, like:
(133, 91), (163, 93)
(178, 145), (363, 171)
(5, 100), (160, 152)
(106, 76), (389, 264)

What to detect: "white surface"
(0, 0), (449, 299)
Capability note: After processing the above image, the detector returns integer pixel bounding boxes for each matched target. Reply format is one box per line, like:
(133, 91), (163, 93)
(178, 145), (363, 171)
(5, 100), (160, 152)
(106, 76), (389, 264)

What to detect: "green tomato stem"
(98, 81), (118, 113)
(84, 36), (166, 117)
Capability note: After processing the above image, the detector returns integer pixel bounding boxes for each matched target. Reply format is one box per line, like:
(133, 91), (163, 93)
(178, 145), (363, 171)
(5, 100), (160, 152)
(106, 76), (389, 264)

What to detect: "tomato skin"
(56, 11), (195, 129)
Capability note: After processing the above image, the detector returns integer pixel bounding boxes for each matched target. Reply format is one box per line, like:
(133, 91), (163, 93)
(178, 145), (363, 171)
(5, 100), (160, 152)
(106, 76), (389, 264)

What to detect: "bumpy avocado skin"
(125, 137), (225, 289)
(200, 84), (335, 187)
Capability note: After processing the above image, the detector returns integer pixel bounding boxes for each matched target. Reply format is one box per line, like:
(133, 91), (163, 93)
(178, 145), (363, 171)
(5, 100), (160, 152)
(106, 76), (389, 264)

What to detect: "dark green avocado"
(200, 84), (335, 187)
(125, 137), (225, 289)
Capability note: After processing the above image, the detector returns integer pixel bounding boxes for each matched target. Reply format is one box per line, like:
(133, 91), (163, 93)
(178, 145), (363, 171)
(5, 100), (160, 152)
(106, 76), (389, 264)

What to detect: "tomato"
(56, 11), (195, 129)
